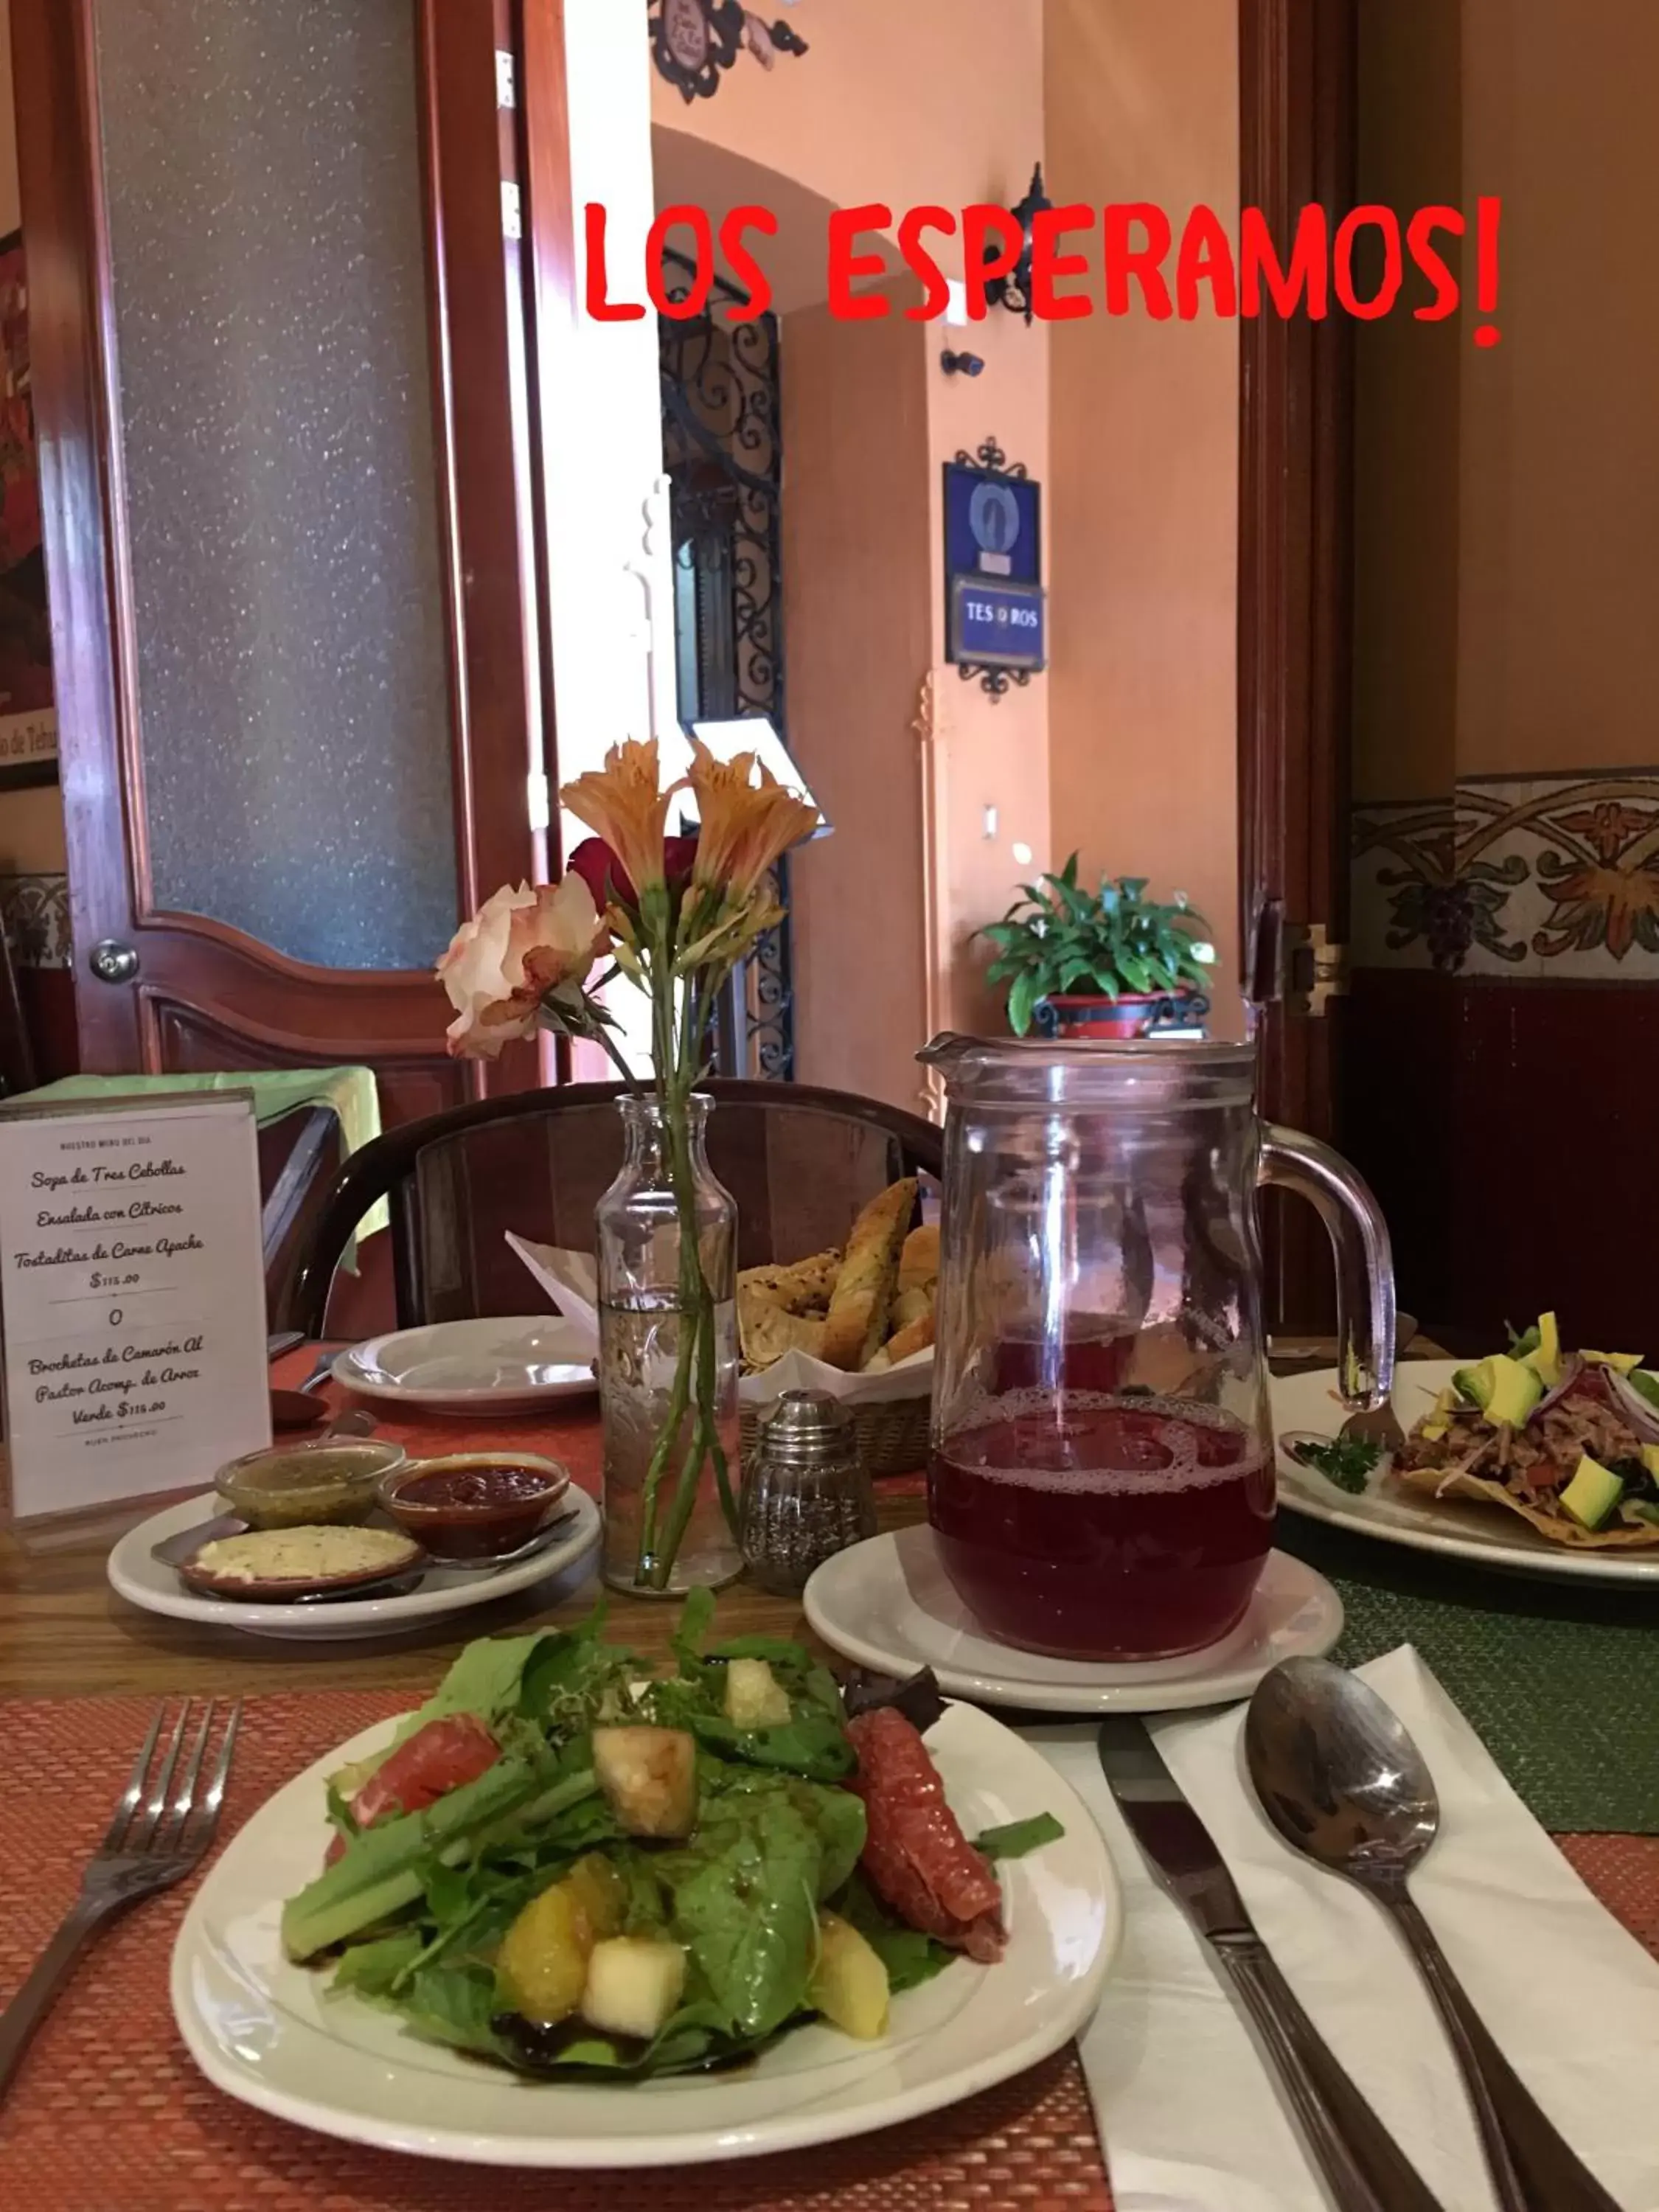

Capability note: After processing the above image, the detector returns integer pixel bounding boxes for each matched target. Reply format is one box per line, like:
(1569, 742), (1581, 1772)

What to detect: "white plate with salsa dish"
(1273, 1360), (1659, 1585)
(108, 1485), (601, 1640)
(804, 1526), (1343, 1713)
(170, 1700), (1121, 2167)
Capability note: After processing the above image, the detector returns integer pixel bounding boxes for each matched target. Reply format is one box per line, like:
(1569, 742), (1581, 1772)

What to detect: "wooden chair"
(0, 907), (37, 1100)
(288, 1081), (944, 1336)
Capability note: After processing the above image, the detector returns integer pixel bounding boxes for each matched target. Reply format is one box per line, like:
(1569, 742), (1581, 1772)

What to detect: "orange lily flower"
(561, 740), (672, 900)
(685, 739), (818, 902)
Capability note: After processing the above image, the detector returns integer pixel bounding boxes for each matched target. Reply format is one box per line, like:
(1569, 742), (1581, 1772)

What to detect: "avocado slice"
(1582, 1349), (1644, 1375)
(1521, 1312), (1562, 1390)
(1419, 1386), (1459, 1443)
(1451, 1365), (1484, 1406)
(1559, 1453), (1625, 1532)
(1453, 1354), (1543, 1427)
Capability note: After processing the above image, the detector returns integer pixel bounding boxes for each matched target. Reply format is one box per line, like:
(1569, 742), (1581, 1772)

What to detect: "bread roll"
(739, 1304), (828, 1370)
(897, 1223), (939, 1297)
(879, 1307), (935, 1366)
(891, 1285), (932, 1332)
(737, 1249), (841, 1317)
(819, 1180), (917, 1371)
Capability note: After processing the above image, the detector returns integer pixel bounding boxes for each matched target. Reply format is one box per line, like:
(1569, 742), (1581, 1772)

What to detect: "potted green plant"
(978, 855), (1216, 1040)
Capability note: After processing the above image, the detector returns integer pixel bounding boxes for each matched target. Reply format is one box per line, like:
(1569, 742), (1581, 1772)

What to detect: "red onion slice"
(1604, 1368), (1659, 1442)
(1528, 1354), (1586, 1423)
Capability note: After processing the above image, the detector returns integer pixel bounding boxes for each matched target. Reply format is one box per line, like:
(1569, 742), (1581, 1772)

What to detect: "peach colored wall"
(1354, 0), (1659, 795)
(926, 305), (1051, 1040)
(1351, 0), (1462, 804)
(1044, 0), (1241, 1026)
(654, 0), (1052, 1094)
(1454, 0), (1659, 777)
(650, 0), (1044, 274)
(781, 289), (933, 1109)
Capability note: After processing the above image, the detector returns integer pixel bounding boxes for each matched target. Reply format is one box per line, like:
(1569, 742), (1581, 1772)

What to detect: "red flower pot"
(1038, 992), (1190, 1040)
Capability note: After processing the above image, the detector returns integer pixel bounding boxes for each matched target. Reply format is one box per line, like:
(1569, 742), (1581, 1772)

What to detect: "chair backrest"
(0, 909), (36, 1100)
(289, 1080), (942, 1333)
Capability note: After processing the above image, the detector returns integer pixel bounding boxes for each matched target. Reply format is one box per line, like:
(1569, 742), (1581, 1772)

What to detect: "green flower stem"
(634, 1298), (695, 1580)
(654, 1378), (716, 1586)
(634, 930), (737, 1591)
(633, 925), (696, 1579)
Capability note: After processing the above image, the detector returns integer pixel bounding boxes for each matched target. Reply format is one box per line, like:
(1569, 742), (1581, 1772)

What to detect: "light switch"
(982, 804), (998, 839)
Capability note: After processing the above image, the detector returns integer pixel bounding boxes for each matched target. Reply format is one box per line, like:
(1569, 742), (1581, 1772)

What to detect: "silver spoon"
(1244, 1658), (1618, 2212)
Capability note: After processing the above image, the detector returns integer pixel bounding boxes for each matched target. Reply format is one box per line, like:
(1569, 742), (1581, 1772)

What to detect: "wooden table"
(3, 1341), (1655, 2212)
(0, 1357), (916, 1700)
(0, 1332), (1443, 1700)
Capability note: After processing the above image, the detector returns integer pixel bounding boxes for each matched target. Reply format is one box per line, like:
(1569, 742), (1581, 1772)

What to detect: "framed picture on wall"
(0, 228), (58, 792)
(943, 439), (1046, 700)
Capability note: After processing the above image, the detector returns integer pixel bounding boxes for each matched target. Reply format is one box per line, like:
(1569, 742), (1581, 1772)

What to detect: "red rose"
(568, 834), (699, 915)
(567, 837), (634, 911)
(664, 834), (700, 888)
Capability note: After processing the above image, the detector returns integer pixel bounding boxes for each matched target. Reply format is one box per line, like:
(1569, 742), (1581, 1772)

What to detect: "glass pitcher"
(918, 1034), (1394, 1663)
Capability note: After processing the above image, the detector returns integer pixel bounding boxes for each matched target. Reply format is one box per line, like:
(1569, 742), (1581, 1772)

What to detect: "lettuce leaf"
(282, 1753), (591, 1961)
(653, 1599), (855, 1781)
(667, 1791), (823, 2038)
(973, 1812), (1065, 1862)
(833, 1870), (953, 1992)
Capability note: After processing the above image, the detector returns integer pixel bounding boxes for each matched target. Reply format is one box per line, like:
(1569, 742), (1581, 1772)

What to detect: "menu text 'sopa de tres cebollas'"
(584, 198), (1503, 345)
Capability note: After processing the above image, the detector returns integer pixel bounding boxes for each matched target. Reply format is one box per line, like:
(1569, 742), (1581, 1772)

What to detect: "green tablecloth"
(1279, 1514), (1659, 1835)
(17, 1068), (386, 1244)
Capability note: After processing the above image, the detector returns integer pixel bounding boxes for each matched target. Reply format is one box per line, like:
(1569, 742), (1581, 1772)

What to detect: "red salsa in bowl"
(378, 1453), (570, 1562)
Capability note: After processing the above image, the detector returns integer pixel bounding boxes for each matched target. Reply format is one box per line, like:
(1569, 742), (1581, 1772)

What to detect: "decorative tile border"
(1352, 799), (1457, 972)
(0, 872), (72, 970)
(1353, 773), (1659, 978)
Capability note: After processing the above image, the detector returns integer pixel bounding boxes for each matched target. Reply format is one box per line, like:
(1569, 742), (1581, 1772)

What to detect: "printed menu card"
(0, 1093), (271, 1524)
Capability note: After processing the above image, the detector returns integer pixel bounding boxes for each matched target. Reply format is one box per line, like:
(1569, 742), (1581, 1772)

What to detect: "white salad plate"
(108, 1487), (600, 1641)
(171, 1701), (1121, 2168)
(803, 1526), (1343, 1713)
(1274, 1359), (1659, 1586)
(333, 1317), (597, 1413)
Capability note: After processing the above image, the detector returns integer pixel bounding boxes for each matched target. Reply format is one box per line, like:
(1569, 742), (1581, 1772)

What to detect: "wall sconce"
(941, 350), (984, 378)
(985, 162), (1052, 326)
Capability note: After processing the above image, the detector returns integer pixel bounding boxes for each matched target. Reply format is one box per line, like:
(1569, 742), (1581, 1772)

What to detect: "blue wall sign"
(950, 577), (1046, 667)
(943, 444), (1046, 687)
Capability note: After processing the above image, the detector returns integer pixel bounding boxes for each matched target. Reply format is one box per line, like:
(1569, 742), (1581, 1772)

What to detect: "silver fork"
(0, 1700), (240, 2098)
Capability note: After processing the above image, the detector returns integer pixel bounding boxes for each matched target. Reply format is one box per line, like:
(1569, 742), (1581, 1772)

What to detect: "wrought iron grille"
(658, 247), (794, 1079)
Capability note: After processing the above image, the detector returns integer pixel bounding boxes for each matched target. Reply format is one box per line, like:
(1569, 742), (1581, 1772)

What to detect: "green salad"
(280, 1594), (1060, 2079)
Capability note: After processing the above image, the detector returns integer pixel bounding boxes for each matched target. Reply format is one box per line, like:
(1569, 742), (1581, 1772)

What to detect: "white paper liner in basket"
(508, 1234), (933, 1407)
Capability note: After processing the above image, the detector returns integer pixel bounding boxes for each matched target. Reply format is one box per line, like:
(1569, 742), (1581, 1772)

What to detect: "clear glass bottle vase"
(596, 1091), (742, 1595)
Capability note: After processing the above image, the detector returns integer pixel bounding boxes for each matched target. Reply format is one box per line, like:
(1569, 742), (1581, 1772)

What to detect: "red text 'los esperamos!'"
(584, 198), (1503, 345)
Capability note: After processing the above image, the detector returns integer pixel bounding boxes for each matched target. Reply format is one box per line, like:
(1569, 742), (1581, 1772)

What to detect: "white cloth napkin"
(506, 1234), (933, 1405)
(1031, 1646), (1659, 2212)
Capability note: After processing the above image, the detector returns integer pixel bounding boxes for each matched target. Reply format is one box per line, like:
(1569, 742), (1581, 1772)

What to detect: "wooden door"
(12, 0), (557, 1123)
(1237, 0), (1358, 1328)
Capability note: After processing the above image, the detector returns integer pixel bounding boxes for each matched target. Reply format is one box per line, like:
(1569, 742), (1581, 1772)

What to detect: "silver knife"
(1099, 1718), (1447, 2212)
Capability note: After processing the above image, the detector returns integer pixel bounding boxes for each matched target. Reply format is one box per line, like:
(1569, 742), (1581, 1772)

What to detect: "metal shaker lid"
(757, 1388), (857, 1464)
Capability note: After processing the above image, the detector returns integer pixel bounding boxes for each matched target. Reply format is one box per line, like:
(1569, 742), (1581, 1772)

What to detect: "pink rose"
(437, 877), (607, 1058)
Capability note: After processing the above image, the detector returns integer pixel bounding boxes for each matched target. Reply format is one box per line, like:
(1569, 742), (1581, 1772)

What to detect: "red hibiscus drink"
(928, 1388), (1275, 1661)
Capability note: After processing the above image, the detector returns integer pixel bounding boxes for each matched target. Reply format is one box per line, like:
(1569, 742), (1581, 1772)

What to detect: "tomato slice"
(324, 1712), (500, 1865)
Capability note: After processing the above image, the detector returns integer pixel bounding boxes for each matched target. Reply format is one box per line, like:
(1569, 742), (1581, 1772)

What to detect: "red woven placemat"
(0, 1692), (1109, 2211)
(2, 1693), (1655, 2212)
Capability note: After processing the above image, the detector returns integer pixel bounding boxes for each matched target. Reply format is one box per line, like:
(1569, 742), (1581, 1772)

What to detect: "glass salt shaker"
(740, 1389), (877, 1595)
